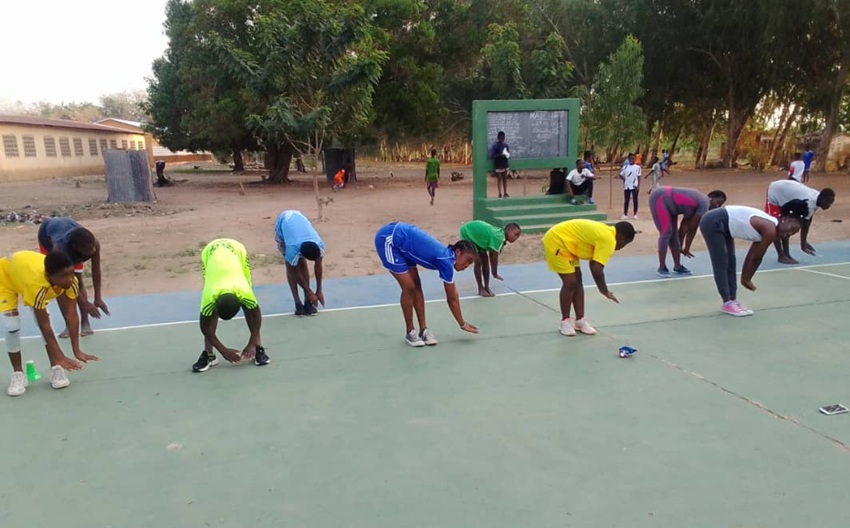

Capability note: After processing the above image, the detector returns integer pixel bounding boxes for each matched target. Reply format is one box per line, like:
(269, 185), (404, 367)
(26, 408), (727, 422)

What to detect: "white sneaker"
(575, 317), (598, 335)
(559, 318), (576, 336)
(50, 366), (70, 389)
(632, 215), (639, 220)
(620, 215), (628, 220)
(7, 371), (27, 397)
(420, 328), (438, 346)
(405, 330), (425, 347)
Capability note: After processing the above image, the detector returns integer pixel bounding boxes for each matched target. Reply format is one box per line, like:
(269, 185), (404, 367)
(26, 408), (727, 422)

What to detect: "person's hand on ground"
(241, 344), (257, 361)
(801, 243), (816, 255)
(603, 291), (619, 303)
(73, 350), (100, 363)
(220, 348), (242, 363)
(56, 356), (83, 371)
(460, 322), (479, 334)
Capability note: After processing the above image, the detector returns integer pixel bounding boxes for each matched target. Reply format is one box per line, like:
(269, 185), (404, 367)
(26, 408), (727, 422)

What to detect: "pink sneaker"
(721, 301), (748, 317)
(734, 301), (754, 315)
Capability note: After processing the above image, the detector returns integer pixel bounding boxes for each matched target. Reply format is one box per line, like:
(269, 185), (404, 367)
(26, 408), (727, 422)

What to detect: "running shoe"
(673, 265), (692, 275)
(559, 318), (576, 336)
(420, 328), (439, 346)
(657, 267), (671, 278)
(192, 350), (219, 373)
(405, 330), (425, 347)
(574, 317), (598, 335)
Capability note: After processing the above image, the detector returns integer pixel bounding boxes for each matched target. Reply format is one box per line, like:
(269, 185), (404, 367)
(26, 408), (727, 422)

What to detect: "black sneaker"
(294, 303), (307, 317)
(305, 301), (318, 316)
(192, 350), (218, 373)
(254, 346), (270, 366)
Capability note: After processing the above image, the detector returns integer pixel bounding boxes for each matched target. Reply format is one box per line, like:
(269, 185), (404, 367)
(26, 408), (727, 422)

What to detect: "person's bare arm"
(490, 251), (502, 280)
(741, 218), (777, 291)
(314, 257), (324, 305)
(681, 216), (701, 257)
(443, 282), (478, 333)
(800, 218), (815, 254)
(200, 314), (241, 362)
(89, 241), (110, 316)
(57, 293), (99, 362)
(33, 305), (83, 370)
(241, 306), (262, 359)
(589, 260), (618, 303)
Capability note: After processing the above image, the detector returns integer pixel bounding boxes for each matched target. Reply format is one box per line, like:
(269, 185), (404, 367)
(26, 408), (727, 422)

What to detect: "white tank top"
(726, 206), (777, 242)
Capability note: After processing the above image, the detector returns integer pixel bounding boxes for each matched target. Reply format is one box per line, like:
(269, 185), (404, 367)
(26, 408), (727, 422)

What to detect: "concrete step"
(487, 202), (597, 216)
(494, 211), (608, 227)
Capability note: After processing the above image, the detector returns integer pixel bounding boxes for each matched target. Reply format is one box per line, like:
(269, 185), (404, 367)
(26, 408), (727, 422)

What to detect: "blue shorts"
(375, 223), (413, 274)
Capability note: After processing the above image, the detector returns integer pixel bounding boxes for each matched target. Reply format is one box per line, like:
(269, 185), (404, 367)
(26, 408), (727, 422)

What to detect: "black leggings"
(699, 208), (737, 301)
(623, 189), (638, 216)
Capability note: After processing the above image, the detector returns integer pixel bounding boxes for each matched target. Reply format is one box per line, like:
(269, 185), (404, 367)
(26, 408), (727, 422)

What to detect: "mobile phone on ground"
(819, 404), (849, 415)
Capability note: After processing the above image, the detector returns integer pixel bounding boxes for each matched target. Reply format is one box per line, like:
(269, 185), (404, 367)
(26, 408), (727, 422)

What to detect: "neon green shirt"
(459, 220), (506, 253)
(199, 239), (258, 316)
(425, 157), (440, 182)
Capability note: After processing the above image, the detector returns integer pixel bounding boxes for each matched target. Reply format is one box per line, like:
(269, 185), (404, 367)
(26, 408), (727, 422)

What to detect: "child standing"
(425, 148), (440, 205)
(619, 153), (641, 219)
(644, 155), (662, 194)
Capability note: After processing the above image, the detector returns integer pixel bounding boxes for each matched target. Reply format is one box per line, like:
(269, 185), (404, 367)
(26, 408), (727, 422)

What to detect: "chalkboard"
(486, 110), (568, 160)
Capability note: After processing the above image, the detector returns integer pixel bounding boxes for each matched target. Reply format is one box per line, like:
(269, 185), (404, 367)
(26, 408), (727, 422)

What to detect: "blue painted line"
(11, 239), (850, 338)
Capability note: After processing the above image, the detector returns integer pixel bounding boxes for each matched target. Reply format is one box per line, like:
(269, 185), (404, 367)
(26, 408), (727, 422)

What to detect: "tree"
(812, 0), (850, 172)
(479, 23), (527, 98)
(209, 0), (387, 183)
(584, 35), (646, 156)
(99, 91), (149, 121)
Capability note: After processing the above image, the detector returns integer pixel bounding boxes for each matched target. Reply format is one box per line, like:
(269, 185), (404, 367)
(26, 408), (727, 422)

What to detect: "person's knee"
(2, 312), (21, 353)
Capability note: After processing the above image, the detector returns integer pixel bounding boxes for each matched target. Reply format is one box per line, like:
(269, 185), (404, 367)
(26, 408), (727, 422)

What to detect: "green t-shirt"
(199, 238), (258, 316)
(425, 157), (440, 182)
(459, 220), (506, 253)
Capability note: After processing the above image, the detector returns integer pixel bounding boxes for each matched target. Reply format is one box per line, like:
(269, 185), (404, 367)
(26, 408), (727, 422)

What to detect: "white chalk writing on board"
(486, 110), (568, 160)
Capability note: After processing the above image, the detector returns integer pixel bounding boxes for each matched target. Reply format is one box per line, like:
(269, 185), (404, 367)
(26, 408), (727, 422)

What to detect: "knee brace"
(2, 313), (21, 354)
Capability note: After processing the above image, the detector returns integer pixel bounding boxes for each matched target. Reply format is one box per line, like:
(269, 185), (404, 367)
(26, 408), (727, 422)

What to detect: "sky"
(0, 0), (170, 106)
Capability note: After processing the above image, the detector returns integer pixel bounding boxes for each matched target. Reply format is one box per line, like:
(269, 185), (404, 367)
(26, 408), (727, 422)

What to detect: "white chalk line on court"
(796, 268), (850, 280)
(8, 260), (850, 341)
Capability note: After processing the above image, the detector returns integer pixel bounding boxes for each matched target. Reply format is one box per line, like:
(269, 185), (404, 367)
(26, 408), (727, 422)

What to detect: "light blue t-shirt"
(274, 210), (325, 265)
(392, 223), (456, 283)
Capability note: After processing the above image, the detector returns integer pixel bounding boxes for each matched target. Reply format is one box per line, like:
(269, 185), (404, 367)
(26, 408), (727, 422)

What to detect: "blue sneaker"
(618, 346), (637, 358)
(673, 265), (692, 275)
(656, 267), (671, 277)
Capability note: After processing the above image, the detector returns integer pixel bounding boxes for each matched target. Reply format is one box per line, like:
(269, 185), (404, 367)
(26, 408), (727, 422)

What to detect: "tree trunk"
(232, 147), (244, 173)
(669, 126), (683, 162)
(105, 151), (155, 203)
(815, 52), (850, 172)
(770, 104), (798, 167)
(723, 104), (755, 168)
(696, 112), (717, 169)
(652, 114), (664, 160)
(267, 143), (294, 183)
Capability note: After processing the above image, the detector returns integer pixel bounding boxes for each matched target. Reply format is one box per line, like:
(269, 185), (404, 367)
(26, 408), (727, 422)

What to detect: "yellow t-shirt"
(542, 220), (617, 266)
(0, 251), (79, 311)
(199, 239), (258, 317)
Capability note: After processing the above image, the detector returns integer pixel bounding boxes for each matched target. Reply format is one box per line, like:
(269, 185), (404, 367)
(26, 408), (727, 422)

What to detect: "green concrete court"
(4, 264), (850, 527)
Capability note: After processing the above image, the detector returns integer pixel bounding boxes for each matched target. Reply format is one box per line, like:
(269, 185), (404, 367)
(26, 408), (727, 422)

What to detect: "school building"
(0, 115), (212, 182)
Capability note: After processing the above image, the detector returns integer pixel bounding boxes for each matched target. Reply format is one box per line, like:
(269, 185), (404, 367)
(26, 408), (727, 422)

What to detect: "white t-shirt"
(726, 206), (777, 242)
(620, 164), (641, 190)
(566, 168), (594, 186)
(788, 160), (805, 182)
(767, 180), (818, 219)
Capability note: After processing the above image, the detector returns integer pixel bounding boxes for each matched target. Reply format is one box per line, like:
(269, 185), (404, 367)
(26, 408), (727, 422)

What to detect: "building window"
(73, 138), (84, 157)
(109, 139), (117, 149)
(22, 135), (37, 157)
(138, 140), (145, 150)
(130, 141), (136, 150)
(100, 139), (108, 154)
(59, 137), (72, 157)
(2, 135), (19, 157)
(88, 138), (98, 156)
(121, 139), (128, 150)
(44, 136), (57, 157)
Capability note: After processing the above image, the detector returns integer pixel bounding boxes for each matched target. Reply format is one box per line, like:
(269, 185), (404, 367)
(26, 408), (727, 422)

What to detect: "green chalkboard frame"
(472, 98), (580, 220)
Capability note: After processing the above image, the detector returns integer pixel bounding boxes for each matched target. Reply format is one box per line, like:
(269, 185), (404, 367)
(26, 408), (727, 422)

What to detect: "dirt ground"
(1, 162), (848, 296)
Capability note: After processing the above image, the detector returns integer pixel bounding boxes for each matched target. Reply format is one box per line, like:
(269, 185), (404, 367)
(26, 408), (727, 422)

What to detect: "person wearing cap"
(699, 200), (808, 316)
(194, 238), (268, 373)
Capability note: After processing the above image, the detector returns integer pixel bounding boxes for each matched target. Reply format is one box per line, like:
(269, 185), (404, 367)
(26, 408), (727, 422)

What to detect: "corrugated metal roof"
(0, 115), (135, 134)
(95, 117), (145, 129)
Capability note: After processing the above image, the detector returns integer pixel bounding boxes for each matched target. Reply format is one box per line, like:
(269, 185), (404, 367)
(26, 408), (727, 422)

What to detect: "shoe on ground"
(588, 198), (595, 205)
(721, 301), (749, 317)
(305, 301), (318, 316)
(294, 303), (307, 317)
(657, 267), (671, 278)
(254, 346), (271, 366)
(620, 215), (628, 220)
(734, 301), (754, 316)
(192, 350), (219, 373)
(503, 193), (510, 198)
(570, 198), (578, 205)
(420, 328), (438, 346)
(632, 215), (639, 220)
(574, 317), (598, 335)
(7, 371), (27, 397)
(673, 265), (692, 275)
(559, 318), (576, 336)
(50, 365), (70, 389)
(405, 330), (425, 347)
